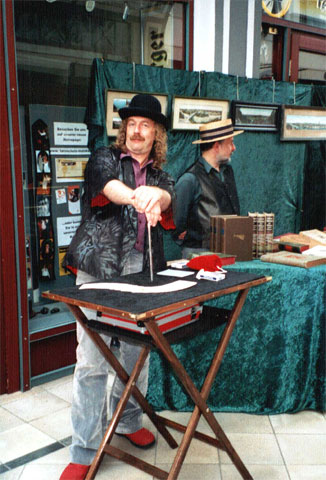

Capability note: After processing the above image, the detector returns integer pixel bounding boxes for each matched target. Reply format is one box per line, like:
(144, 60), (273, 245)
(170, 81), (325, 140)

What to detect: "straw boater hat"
(192, 118), (243, 144)
(119, 94), (168, 130)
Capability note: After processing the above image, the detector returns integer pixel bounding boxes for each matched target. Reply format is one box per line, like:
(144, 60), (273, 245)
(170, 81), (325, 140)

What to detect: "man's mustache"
(130, 134), (145, 141)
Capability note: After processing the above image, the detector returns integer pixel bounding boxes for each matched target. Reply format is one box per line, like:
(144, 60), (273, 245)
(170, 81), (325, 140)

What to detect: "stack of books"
(261, 229), (326, 268)
(248, 212), (275, 258)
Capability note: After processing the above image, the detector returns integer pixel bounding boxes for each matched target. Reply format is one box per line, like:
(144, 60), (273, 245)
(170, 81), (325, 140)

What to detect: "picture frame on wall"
(171, 96), (229, 131)
(281, 105), (326, 141)
(105, 89), (168, 137)
(231, 101), (280, 132)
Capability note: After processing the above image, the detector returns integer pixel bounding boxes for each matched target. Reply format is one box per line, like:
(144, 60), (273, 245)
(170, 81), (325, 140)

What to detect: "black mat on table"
(45, 270), (264, 316)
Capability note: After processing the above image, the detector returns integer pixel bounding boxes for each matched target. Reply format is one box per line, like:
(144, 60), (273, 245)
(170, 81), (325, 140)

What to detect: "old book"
(260, 250), (326, 268)
(210, 214), (236, 253)
(219, 215), (253, 261)
(248, 212), (258, 258)
(299, 229), (326, 246)
(278, 233), (323, 248)
(189, 251), (236, 266)
(264, 212), (275, 253)
(274, 240), (310, 253)
(256, 213), (266, 258)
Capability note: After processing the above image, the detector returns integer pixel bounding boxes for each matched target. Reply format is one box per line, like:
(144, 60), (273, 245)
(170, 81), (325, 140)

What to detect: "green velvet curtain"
(85, 58), (325, 252)
(147, 262), (326, 414)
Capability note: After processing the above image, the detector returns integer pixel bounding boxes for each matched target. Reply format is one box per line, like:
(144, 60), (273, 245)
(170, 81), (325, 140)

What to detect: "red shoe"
(118, 427), (155, 449)
(59, 463), (90, 480)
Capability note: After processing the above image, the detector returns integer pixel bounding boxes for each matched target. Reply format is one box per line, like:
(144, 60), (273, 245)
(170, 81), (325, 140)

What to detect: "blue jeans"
(70, 249), (148, 465)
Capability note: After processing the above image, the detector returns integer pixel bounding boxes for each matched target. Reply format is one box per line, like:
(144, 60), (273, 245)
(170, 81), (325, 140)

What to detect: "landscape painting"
(281, 105), (326, 141)
(172, 96), (229, 130)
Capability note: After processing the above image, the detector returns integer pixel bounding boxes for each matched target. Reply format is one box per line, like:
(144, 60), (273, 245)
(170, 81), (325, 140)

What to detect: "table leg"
(86, 345), (150, 479)
(145, 288), (253, 480)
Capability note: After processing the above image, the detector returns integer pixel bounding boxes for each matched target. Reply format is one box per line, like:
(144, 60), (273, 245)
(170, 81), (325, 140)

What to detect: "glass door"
(289, 31), (326, 83)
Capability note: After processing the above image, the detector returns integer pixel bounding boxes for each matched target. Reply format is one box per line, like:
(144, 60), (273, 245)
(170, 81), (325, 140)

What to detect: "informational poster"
(57, 216), (82, 246)
(55, 157), (88, 183)
(54, 122), (89, 146)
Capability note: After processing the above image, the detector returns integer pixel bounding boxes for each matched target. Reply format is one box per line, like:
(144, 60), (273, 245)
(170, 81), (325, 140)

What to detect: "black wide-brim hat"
(118, 94), (168, 129)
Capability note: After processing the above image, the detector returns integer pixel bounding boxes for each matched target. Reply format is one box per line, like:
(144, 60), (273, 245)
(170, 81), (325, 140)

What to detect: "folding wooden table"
(43, 270), (271, 480)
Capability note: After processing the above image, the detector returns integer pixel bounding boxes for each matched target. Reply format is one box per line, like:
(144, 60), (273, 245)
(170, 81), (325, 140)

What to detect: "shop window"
(259, 25), (283, 80)
(13, 0), (190, 336)
(298, 50), (326, 83)
(285, 0), (326, 28)
(260, 28), (275, 79)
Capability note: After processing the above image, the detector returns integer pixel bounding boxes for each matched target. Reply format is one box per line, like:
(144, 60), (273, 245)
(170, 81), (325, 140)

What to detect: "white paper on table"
(157, 268), (194, 278)
(79, 279), (197, 294)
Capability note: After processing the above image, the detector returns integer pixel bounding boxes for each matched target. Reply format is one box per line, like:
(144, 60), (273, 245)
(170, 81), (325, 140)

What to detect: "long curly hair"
(114, 119), (167, 169)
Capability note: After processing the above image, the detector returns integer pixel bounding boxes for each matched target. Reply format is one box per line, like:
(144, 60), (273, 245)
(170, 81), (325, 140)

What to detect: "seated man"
(173, 118), (243, 258)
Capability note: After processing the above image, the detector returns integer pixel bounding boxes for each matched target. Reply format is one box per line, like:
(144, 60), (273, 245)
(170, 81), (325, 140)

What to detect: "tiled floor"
(0, 374), (325, 479)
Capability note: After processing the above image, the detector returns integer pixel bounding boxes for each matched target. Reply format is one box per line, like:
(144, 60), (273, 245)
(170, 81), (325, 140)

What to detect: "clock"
(262, 0), (292, 18)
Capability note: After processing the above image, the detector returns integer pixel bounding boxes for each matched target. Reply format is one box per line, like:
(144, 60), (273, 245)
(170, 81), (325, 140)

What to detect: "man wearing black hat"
(60, 94), (175, 480)
(173, 119), (242, 258)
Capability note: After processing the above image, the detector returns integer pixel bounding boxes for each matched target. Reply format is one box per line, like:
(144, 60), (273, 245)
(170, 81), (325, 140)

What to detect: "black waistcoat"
(187, 160), (240, 248)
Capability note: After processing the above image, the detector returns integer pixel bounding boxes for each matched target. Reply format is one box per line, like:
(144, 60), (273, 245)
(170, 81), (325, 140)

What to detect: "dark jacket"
(64, 146), (175, 280)
(174, 158), (240, 249)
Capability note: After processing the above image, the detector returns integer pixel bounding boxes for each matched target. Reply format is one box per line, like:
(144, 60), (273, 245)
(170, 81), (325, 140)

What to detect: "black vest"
(186, 160), (240, 248)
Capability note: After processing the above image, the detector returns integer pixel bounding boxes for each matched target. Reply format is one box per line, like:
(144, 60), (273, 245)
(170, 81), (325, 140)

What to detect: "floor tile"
(156, 463), (222, 479)
(2, 390), (69, 423)
(40, 374), (74, 392)
(277, 434), (326, 465)
(0, 408), (24, 433)
(43, 378), (74, 404)
(157, 410), (192, 430)
(109, 433), (156, 465)
(0, 393), (22, 407)
(270, 411), (326, 434)
(214, 412), (273, 434)
(287, 465), (326, 479)
(221, 464), (290, 480)
(29, 445), (70, 465)
(0, 386), (52, 407)
(30, 406), (72, 441)
(16, 463), (66, 480)
(0, 424), (54, 463)
(156, 429), (219, 465)
(0, 466), (24, 479)
(219, 434), (284, 465)
(95, 462), (153, 479)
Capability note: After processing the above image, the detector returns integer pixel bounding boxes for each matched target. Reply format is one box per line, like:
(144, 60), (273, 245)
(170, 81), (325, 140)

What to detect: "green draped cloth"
(147, 262), (326, 414)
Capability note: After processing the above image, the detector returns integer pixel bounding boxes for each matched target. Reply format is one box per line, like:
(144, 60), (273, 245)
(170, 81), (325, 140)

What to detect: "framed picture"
(281, 105), (326, 141)
(171, 96), (229, 131)
(231, 101), (280, 132)
(105, 89), (168, 137)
